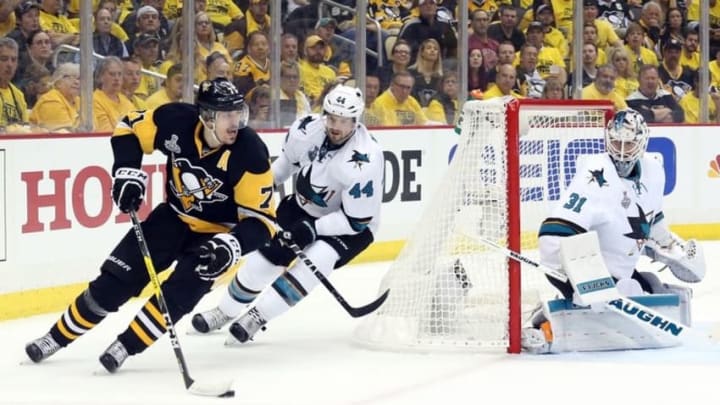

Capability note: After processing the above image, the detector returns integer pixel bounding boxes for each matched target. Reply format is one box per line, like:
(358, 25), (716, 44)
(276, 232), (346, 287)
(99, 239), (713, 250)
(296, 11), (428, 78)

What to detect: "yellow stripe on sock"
(69, 302), (95, 329)
(144, 301), (166, 328)
(55, 319), (78, 340)
(129, 320), (154, 346)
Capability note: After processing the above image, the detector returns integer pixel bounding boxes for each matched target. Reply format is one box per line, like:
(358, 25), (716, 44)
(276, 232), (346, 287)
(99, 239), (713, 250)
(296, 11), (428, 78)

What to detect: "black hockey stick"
(281, 237), (389, 317)
(129, 210), (235, 398)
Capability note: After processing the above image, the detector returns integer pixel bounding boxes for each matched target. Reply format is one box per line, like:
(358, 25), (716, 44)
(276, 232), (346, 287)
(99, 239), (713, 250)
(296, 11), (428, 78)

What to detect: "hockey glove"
(280, 219), (317, 249)
(645, 237), (706, 283)
(195, 233), (243, 281)
(112, 168), (148, 213)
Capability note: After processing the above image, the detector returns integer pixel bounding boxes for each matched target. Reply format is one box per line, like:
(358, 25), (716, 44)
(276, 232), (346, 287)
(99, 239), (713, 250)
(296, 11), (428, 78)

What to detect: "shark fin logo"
(588, 168), (608, 187)
(169, 158), (227, 212)
(708, 155), (720, 178)
(348, 150), (370, 169)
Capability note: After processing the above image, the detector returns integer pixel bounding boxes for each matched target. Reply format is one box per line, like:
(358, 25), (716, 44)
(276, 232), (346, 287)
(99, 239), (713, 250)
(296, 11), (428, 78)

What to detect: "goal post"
(355, 98), (614, 353)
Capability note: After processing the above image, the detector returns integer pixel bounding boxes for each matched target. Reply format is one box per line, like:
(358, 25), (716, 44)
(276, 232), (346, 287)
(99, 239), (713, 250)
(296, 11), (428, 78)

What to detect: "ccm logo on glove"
(195, 233), (243, 281)
(112, 168), (148, 213)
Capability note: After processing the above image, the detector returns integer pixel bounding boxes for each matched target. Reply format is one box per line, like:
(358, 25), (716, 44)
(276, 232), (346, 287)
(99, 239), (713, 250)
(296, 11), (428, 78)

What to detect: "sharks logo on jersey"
(588, 168), (608, 187)
(624, 203), (653, 253)
(169, 157), (228, 212)
(348, 150), (370, 169)
(296, 166), (334, 207)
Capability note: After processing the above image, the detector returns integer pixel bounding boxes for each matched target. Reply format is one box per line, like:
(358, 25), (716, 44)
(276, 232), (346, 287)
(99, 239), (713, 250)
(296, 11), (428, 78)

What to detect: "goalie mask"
(323, 84), (364, 144)
(604, 108), (649, 177)
(197, 78), (249, 146)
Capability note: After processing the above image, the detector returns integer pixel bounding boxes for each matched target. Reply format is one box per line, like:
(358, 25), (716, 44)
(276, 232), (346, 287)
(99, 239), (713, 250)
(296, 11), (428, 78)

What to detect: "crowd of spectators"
(0, 0), (716, 133)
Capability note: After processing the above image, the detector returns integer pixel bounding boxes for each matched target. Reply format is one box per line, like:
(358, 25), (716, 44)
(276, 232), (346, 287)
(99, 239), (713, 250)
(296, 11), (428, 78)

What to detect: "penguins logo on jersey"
(348, 150), (370, 169)
(588, 168), (608, 187)
(169, 157), (228, 212)
(296, 166), (334, 207)
(624, 204), (653, 254)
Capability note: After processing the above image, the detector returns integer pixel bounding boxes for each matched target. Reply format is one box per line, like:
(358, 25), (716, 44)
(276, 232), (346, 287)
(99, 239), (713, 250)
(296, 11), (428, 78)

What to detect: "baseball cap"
(315, 17), (337, 29)
(137, 5), (159, 18)
(663, 38), (683, 51)
(527, 21), (544, 32)
(583, 0), (599, 7)
(15, 1), (40, 19)
(134, 33), (160, 48)
(305, 35), (326, 48)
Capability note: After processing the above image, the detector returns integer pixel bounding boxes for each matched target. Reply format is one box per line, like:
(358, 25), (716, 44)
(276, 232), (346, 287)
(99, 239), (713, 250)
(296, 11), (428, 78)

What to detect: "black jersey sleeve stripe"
(538, 217), (587, 237)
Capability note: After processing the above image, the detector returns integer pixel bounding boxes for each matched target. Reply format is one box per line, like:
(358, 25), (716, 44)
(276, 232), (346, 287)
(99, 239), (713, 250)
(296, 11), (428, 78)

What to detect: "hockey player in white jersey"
(190, 84), (385, 342)
(521, 108), (706, 353)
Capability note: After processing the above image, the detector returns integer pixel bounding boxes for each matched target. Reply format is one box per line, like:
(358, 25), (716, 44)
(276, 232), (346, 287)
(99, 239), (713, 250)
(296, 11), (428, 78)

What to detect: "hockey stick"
(473, 235), (713, 345)
(281, 237), (390, 317)
(129, 211), (235, 398)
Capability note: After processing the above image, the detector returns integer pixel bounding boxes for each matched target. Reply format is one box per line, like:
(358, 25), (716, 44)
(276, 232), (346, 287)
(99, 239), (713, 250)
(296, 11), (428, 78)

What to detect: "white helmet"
(605, 109), (650, 177)
(323, 85), (364, 119)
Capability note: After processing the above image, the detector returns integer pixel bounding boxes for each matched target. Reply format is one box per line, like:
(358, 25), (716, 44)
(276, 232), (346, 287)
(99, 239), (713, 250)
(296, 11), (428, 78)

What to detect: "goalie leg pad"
(527, 294), (688, 353)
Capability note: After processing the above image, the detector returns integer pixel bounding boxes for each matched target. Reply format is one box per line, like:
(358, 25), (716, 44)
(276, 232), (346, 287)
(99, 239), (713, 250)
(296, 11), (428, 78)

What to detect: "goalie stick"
(281, 237), (390, 317)
(472, 235), (714, 346)
(129, 211), (235, 398)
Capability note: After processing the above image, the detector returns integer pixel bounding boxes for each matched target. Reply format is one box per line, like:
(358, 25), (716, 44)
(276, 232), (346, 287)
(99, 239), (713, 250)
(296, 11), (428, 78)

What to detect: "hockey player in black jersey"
(24, 78), (276, 372)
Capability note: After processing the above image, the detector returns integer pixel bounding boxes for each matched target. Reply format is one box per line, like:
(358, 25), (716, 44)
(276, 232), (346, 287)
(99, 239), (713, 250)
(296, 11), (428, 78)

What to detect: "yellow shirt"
(136, 66), (161, 99)
(581, 83), (627, 111)
(514, 46), (566, 79)
(298, 59), (337, 104)
(614, 76), (639, 100)
(370, 90), (428, 126)
(197, 41), (232, 82)
(206, 0), (242, 28)
(688, 2), (720, 26)
(711, 61), (720, 87)
(520, 0), (574, 40)
(0, 14), (15, 37)
(483, 84), (523, 100)
(40, 10), (79, 34)
(164, 0), (182, 20)
(145, 88), (174, 110)
(93, 89), (135, 132)
(680, 50), (700, 71)
(625, 45), (659, 74)
(129, 94), (148, 110)
(66, 0), (100, 14)
(29, 88), (79, 131)
(678, 92), (717, 124)
(0, 84), (29, 126)
(543, 27), (569, 59)
(595, 19), (620, 49)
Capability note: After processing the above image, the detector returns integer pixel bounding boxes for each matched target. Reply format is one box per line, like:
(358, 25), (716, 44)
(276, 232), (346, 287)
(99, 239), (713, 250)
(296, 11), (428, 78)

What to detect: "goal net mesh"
(354, 98), (613, 351)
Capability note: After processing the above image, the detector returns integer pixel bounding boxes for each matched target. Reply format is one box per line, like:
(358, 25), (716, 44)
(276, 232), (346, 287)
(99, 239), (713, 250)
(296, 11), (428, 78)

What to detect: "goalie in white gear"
(522, 108), (706, 354)
(190, 85), (385, 343)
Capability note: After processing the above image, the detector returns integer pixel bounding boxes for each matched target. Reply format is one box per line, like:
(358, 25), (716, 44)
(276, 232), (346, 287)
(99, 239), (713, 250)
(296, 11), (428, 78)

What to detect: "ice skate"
(227, 308), (266, 344)
(191, 307), (233, 333)
(99, 340), (129, 373)
(25, 333), (62, 363)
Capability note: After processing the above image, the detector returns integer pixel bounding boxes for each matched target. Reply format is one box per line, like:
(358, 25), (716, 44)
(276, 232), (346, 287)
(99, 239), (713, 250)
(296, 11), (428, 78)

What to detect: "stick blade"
(188, 380), (235, 398)
(349, 289), (390, 318)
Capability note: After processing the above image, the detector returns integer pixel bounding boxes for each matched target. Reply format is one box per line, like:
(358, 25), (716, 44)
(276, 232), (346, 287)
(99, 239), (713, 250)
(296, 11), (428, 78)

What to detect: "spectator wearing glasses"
(468, 10), (499, 70)
(7, 1), (40, 56)
(30, 63), (81, 132)
(370, 71), (429, 126)
(378, 39), (412, 92)
(279, 61), (311, 127)
(194, 11), (232, 82)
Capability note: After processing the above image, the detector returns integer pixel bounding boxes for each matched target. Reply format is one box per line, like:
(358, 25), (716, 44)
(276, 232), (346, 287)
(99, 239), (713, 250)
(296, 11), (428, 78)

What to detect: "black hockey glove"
(195, 233), (243, 281)
(112, 168), (148, 213)
(280, 219), (317, 249)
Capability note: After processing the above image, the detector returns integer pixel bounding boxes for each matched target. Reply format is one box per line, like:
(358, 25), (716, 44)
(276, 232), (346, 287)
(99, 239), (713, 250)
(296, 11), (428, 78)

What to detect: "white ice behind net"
(355, 98), (611, 351)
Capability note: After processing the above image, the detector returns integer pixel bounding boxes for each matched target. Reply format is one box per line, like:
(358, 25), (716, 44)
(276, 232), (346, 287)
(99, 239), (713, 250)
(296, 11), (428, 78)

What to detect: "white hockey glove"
(644, 235), (706, 283)
(112, 167), (148, 213)
(195, 233), (243, 281)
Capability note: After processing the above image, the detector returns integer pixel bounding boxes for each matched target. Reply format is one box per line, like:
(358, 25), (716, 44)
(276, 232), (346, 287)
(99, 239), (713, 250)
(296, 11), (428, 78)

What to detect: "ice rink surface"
(3, 242), (720, 405)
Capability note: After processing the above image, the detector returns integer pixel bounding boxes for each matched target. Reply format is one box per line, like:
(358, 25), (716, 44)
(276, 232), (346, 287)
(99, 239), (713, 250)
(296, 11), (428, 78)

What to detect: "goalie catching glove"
(644, 233), (705, 283)
(112, 168), (148, 213)
(195, 233), (243, 281)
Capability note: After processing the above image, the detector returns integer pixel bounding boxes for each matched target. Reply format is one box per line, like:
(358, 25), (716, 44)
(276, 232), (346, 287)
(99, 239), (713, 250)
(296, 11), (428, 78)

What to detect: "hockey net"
(355, 98), (614, 353)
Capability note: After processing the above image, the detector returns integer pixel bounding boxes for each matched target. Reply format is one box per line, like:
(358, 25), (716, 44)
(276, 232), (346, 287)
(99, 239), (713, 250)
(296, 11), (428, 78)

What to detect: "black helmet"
(196, 78), (245, 111)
